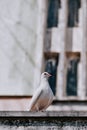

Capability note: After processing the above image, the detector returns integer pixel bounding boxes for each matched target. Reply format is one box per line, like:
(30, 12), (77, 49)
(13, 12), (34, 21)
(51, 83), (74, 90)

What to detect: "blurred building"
(0, 0), (87, 111)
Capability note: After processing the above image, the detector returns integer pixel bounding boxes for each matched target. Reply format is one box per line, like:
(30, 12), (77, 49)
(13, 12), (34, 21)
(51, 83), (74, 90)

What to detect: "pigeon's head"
(41, 72), (52, 79)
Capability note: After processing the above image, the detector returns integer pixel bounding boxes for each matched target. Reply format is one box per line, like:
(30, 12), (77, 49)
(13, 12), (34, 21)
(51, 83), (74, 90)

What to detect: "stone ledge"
(0, 111), (87, 129)
(0, 111), (87, 117)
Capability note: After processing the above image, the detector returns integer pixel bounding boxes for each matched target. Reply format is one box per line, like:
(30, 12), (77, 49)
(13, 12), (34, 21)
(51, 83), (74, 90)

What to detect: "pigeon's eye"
(44, 73), (46, 75)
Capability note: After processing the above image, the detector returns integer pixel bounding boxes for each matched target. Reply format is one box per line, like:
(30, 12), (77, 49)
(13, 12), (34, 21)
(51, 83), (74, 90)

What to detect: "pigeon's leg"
(39, 108), (46, 112)
(36, 104), (39, 112)
(41, 110), (45, 112)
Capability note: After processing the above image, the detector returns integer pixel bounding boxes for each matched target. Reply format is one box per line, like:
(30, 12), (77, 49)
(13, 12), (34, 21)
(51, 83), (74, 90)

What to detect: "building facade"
(0, 0), (87, 111)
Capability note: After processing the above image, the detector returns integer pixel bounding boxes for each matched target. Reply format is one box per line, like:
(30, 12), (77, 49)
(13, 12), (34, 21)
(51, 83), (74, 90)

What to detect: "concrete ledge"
(0, 111), (87, 117)
(0, 111), (87, 129)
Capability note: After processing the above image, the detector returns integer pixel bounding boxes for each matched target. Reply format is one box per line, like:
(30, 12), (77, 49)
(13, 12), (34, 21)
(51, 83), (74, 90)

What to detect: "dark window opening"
(68, 0), (81, 27)
(44, 53), (59, 95)
(47, 0), (61, 28)
(66, 53), (80, 96)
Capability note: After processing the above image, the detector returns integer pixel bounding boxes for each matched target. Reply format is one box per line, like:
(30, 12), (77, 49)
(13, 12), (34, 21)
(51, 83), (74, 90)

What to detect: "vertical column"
(78, 0), (87, 99)
(56, 0), (68, 99)
(33, 0), (48, 90)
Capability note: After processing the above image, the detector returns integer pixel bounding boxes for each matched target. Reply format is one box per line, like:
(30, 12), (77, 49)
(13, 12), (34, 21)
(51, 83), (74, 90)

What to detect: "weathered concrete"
(0, 111), (87, 129)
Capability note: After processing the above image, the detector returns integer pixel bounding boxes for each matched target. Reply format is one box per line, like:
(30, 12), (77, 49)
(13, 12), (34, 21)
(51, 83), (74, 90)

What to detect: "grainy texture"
(0, 112), (87, 129)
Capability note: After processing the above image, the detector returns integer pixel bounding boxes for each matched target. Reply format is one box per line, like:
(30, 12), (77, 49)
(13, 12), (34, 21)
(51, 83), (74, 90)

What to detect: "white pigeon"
(28, 72), (54, 111)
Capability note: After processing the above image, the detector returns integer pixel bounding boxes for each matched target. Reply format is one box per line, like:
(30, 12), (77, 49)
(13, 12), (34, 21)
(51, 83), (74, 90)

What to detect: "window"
(68, 0), (81, 27)
(66, 53), (80, 96)
(44, 0), (85, 100)
(47, 0), (61, 28)
(44, 53), (59, 95)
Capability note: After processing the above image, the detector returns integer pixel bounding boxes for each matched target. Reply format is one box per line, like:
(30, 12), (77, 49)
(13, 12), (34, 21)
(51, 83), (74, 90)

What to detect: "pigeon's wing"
(29, 88), (43, 111)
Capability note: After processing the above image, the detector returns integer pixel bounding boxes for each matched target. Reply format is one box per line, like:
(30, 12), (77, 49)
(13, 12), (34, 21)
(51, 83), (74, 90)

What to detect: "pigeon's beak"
(48, 73), (52, 77)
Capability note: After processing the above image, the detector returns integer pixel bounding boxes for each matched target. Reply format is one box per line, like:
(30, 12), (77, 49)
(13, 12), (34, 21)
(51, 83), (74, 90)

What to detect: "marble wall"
(0, 0), (38, 95)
